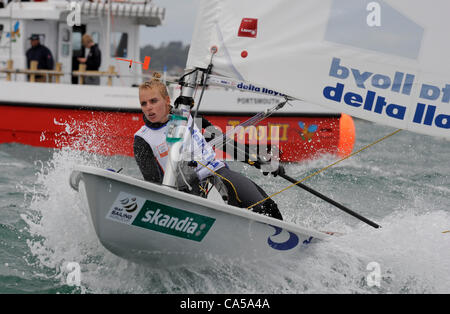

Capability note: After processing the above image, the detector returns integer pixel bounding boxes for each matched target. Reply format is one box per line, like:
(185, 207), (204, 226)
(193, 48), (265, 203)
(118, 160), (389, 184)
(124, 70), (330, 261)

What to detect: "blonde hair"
(139, 72), (169, 99)
(82, 34), (94, 47)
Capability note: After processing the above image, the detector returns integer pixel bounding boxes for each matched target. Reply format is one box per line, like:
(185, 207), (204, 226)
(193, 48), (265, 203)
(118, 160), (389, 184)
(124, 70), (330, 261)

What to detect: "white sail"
(187, 0), (450, 139)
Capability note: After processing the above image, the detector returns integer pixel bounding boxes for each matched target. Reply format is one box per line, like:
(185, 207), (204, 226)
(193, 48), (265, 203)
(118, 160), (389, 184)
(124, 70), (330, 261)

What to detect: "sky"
(139, 0), (201, 47)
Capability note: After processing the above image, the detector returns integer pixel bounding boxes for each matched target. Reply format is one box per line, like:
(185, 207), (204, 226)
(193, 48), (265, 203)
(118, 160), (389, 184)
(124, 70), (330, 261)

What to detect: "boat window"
(61, 28), (70, 56)
(111, 32), (128, 58)
(92, 32), (100, 45)
(62, 43), (70, 57)
(72, 32), (82, 51)
(62, 28), (70, 42)
(0, 25), (3, 41)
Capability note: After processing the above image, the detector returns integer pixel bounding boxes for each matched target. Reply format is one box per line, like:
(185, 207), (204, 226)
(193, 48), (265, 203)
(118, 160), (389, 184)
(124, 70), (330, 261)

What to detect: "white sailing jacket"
(134, 116), (225, 181)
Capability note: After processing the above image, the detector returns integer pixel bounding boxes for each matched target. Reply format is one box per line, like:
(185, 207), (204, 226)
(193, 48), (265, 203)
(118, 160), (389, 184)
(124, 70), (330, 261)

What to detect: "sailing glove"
(247, 157), (285, 177)
(262, 165), (285, 177)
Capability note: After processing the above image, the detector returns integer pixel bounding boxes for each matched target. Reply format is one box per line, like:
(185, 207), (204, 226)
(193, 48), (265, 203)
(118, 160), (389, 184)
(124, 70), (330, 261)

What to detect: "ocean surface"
(0, 119), (449, 294)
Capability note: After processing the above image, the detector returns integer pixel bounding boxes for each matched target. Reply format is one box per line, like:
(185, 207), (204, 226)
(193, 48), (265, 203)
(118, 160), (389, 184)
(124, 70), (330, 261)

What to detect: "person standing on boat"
(25, 34), (54, 83)
(77, 34), (102, 85)
(133, 74), (283, 220)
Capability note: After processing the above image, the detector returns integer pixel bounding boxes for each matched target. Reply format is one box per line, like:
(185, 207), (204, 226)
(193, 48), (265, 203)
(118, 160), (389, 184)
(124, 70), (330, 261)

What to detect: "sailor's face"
(139, 87), (170, 124)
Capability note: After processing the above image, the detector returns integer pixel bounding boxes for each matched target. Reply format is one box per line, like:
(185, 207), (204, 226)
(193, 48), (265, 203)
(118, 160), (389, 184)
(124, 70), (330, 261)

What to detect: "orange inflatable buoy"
(338, 113), (355, 157)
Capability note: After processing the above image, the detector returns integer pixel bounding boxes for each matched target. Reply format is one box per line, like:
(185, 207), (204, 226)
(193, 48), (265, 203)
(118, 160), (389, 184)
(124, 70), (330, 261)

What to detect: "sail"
(186, 0), (450, 139)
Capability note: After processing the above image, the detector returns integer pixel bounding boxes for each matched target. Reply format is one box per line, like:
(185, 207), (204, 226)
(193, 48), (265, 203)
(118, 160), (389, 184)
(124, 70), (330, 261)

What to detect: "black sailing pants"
(216, 167), (283, 220)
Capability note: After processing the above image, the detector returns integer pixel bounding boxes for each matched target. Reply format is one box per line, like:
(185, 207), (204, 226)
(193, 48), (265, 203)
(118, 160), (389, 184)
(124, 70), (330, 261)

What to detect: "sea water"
(0, 119), (449, 293)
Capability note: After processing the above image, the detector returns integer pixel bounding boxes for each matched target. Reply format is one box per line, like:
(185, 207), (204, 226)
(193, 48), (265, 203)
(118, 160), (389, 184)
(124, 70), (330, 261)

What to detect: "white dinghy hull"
(70, 165), (329, 267)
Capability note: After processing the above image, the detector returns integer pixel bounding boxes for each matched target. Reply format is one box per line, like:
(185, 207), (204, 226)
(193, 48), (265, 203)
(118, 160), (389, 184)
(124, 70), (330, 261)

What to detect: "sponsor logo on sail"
(323, 57), (450, 130)
(238, 18), (258, 38)
(236, 82), (286, 97)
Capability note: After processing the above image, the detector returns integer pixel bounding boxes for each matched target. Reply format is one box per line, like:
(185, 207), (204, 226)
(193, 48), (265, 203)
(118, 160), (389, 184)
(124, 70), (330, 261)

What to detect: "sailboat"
(70, 0), (450, 266)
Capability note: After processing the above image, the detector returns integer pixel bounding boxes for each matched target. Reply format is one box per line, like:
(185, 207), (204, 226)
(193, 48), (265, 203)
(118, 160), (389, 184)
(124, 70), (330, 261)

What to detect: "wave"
(19, 145), (450, 293)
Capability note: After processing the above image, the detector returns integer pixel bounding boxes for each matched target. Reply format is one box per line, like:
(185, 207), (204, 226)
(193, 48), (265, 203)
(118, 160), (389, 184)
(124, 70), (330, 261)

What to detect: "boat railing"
(0, 59), (118, 85)
(0, 60), (64, 83)
(72, 64), (118, 86)
(0, 59), (180, 86)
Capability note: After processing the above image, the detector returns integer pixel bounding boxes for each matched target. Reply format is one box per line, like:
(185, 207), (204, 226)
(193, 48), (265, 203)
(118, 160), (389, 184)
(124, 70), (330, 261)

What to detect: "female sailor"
(133, 75), (283, 220)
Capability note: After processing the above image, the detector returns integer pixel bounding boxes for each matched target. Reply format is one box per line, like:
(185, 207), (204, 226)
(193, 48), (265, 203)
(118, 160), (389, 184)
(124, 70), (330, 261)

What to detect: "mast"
(162, 70), (198, 188)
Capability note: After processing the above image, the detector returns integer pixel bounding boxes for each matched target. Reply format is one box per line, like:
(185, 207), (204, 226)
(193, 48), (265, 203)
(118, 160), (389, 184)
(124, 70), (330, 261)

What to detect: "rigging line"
(180, 99), (288, 166)
(222, 99), (288, 143)
(188, 72), (200, 163)
(195, 160), (242, 203)
(177, 162), (193, 191)
(177, 68), (198, 84)
(247, 128), (402, 210)
(198, 177), (212, 197)
(198, 183), (208, 195)
(196, 99), (289, 158)
(220, 99), (288, 134)
(190, 67), (212, 161)
(192, 54), (215, 119)
(188, 51), (216, 161)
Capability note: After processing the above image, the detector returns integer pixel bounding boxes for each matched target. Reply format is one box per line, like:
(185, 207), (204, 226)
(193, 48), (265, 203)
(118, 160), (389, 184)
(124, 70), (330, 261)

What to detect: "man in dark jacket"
(25, 34), (54, 82)
(78, 34), (101, 85)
